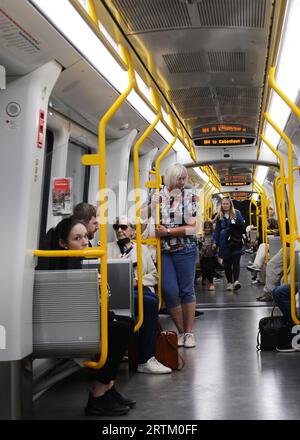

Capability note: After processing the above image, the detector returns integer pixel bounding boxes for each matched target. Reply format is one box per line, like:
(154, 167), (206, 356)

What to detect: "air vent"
(216, 87), (260, 108)
(0, 8), (41, 54)
(169, 87), (215, 117)
(219, 106), (258, 117)
(163, 52), (205, 74)
(112, 0), (192, 32)
(197, 0), (267, 28)
(208, 52), (245, 72)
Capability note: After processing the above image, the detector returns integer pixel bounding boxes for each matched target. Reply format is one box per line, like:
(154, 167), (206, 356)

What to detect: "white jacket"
(107, 241), (158, 292)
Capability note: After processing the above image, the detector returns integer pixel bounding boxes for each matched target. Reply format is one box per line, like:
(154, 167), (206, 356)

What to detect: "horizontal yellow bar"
(81, 154), (101, 166)
(145, 181), (156, 188)
(33, 248), (105, 258)
(132, 238), (158, 246)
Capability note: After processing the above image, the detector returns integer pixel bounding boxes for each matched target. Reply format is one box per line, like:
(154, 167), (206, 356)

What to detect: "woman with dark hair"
(213, 197), (246, 291)
(37, 217), (136, 417)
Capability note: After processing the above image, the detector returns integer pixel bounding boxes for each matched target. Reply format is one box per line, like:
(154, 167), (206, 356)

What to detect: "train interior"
(1, 0), (300, 420)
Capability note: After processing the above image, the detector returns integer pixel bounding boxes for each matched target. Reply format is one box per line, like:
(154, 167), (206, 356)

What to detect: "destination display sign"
(199, 124), (249, 135)
(194, 136), (255, 147)
(221, 176), (251, 186)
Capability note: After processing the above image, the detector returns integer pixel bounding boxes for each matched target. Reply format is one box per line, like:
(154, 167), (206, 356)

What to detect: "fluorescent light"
(252, 193), (259, 201)
(31, 0), (128, 93)
(255, 165), (268, 185)
(135, 73), (152, 103)
(127, 90), (157, 124)
(263, 0), (300, 148)
(173, 139), (187, 153)
(194, 168), (209, 183)
(99, 22), (121, 56)
(155, 121), (174, 144)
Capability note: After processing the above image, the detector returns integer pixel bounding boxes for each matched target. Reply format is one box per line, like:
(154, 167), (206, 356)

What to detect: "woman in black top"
(37, 217), (135, 417)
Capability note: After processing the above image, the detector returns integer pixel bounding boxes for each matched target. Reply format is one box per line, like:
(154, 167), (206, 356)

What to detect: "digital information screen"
(221, 176), (251, 186)
(193, 124), (255, 147)
(195, 136), (255, 147)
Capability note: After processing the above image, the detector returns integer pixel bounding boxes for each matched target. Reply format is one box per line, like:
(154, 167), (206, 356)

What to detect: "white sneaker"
(137, 356), (172, 374)
(226, 283), (234, 291)
(178, 333), (185, 347)
(184, 333), (196, 348)
(233, 280), (241, 290)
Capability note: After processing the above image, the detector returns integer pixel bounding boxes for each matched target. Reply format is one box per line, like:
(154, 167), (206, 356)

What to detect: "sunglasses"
(113, 224), (128, 231)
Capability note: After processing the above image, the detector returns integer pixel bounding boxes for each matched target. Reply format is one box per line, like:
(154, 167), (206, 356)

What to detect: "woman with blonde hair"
(151, 163), (199, 348)
(213, 197), (246, 291)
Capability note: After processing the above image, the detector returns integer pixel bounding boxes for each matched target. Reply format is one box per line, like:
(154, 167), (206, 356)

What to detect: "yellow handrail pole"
(198, 181), (209, 233)
(82, 45), (136, 369)
(261, 117), (296, 311)
(268, 67), (300, 120)
(204, 185), (214, 221)
(253, 181), (267, 245)
(273, 176), (283, 235)
(86, 0), (98, 23)
(206, 186), (215, 220)
(253, 180), (268, 263)
(133, 89), (161, 332)
(249, 199), (254, 242)
(292, 167), (299, 238)
(154, 135), (178, 309)
(260, 130), (287, 280)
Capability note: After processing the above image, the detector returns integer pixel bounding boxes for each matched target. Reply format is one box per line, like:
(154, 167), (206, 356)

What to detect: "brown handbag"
(155, 322), (185, 370)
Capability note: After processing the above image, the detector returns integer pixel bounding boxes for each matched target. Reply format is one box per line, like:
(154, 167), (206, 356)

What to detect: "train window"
(66, 142), (90, 207)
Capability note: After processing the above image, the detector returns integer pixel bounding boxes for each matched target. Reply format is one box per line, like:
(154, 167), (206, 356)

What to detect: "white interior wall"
(0, 61), (61, 361)
(128, 147), (158, 219)
(88, 130), (138, 243)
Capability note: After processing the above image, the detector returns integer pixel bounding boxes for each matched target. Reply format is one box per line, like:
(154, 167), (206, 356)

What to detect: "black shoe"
(107, 386), (136, 408)
(159, 308), (168, 315)
(85, 392), (130, 416)
(195, 310), (204, 317)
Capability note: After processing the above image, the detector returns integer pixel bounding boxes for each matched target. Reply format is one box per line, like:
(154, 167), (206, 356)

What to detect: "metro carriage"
(1, 0), (300, 421)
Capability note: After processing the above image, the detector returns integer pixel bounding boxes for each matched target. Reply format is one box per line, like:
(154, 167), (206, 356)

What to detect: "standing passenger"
(213, 197), (245, 291)
(199, 220), (216, 291)
(151, 163), (199, 348)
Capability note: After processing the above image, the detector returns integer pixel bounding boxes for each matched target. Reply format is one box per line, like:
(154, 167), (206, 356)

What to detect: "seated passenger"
(107, 215), (172, 374)
(37, 217), (136, 417)
(272, 283), (299, 352)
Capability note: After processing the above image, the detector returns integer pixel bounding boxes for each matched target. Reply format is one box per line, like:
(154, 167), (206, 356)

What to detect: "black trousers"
(200, 256), (216, 284)
(95, 312), (135, 384)
(223, 254), (241, 283)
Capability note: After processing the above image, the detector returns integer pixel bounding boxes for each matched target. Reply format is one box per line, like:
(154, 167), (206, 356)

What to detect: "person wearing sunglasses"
(107, 216), (172, 374)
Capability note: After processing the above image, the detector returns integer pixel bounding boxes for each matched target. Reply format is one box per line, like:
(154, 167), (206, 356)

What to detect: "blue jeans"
(272, 283), (298, 325)
(161, 246), (197, 309)
(134, 288), (158, 364)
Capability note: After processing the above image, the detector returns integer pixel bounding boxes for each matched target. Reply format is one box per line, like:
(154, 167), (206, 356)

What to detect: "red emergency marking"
(37, 110), (45, 148)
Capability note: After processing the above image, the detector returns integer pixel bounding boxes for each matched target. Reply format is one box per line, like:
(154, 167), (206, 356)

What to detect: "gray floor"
(33, 257), (300, 420)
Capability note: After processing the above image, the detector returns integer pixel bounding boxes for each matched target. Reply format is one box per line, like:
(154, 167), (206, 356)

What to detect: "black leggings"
(95, 312), (134, 384)
(223, 255), (241, 283)
(200, 256), (216, 284)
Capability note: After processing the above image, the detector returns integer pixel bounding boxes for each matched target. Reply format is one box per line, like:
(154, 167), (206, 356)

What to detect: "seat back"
(268, 236), (282, 260)
(33, 269), (100, 358)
